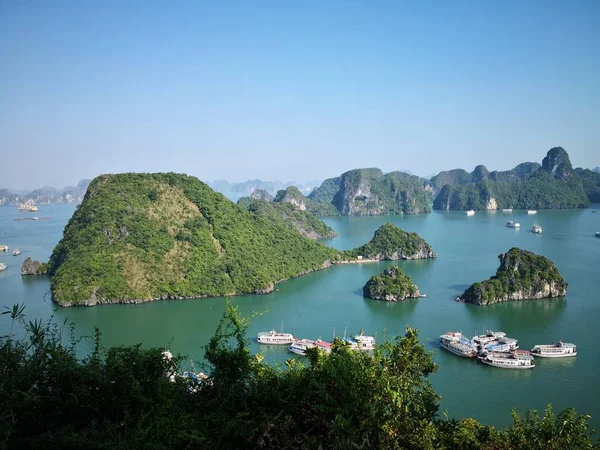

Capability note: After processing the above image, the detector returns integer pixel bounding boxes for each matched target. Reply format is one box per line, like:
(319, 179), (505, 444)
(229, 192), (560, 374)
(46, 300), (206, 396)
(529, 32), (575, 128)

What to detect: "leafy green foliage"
(242, 199), (337, 239)
(345, 223), (435, 260)
(575, 168), (600, 202)
(462, 248), (567, 305)
(1, 305), (597, 449)
(47, 173), (341, 305)
(363, 266), (419, 300)
(273, 186), (339, 217)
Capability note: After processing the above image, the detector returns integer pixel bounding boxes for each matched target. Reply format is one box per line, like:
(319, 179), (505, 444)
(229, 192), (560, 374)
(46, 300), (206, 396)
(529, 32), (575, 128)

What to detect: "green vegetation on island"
(1, 304), (596, 449)
(363, 266), (420, 301)
(575, 168), (600, 202)
(240, 199), (338, 239)
(461, 248), (567, 306)
(45, 176), (434, 306)
(309, 168), (432, 216)
(47, 173), (342, 306)
(433, 148), (590, 210)
(344, 223), (436, 260)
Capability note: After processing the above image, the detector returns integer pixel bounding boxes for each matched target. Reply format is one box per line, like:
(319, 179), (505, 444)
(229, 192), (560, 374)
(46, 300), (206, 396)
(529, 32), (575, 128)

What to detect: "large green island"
(45, 173), (435, 306)
(460, 248), (567, 305)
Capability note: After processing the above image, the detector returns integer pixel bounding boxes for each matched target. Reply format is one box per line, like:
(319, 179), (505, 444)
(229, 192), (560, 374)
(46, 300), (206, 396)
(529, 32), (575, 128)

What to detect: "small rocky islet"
(363, 267), (420, 302)
(460, 248), (567, 306)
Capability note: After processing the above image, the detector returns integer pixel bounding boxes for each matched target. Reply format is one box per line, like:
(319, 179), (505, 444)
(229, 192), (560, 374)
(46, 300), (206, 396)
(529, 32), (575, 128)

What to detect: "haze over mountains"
(0, 179), (91, 206)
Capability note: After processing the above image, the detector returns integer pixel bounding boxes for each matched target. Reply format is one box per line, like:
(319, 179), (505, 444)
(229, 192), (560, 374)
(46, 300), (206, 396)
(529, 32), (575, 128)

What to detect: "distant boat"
(596, 232), (600, 238)
(527, 210), (537, 215)
(288, 339), (317, 356)
(531, 340), (577, 358)
(478, 351), (535, 369)
(502, 208), (513, 214)
(465, 210), (475, 216)
(532, 224), (542, 234)
(506, 221), (520, 228)
(0, 245), (8, 252)
(257, 329), (295, 345)
(12, 249), (21, 256)
(0, 263), (6, 272)
(18, 203), (38, 212)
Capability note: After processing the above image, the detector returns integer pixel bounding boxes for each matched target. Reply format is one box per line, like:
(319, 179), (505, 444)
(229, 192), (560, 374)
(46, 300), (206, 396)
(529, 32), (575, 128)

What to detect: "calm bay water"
(1, 203), (600, 430)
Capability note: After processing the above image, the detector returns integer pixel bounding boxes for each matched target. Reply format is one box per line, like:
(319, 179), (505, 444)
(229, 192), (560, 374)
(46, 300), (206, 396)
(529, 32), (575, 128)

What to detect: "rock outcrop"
(344, 223), (436, 260)
(21, 258), (48, 275)
(460, 248), (567, 306)
(363, 267), (420, 301)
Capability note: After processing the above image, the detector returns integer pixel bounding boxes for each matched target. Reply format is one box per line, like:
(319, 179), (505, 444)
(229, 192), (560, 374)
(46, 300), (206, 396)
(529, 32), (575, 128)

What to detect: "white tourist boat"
(314, 339), (332, 354)
(531, 341), (577, 358)
(352, 333), (377, 350)
(478, 351), (535, 369)
(0, 263), (6, 272)
(288, 339), (317, 356)
(12, 249), (21, 256)
(506, 221), (520, 228)
(527, 210), (537, 215)
(532, 224), (542, 234)
(502, 208), (513, 214)
(481, 337), (519, 353)
(257, 329), (295, 345)
(472, 330), (507, 346)
(0, 245), (8, 252)
(440, 332), (476, 358)
(465, 210), (475, 216)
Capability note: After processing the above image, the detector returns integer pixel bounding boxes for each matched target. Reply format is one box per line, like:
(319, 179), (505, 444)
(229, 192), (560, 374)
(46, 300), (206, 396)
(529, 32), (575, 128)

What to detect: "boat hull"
(531, 352), (577, 358)
(257, 338), (294, 345)
(440, 341), (475, 358)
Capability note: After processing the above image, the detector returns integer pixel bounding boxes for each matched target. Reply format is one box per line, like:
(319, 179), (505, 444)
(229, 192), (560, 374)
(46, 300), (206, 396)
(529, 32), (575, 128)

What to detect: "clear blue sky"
(1, 1), (599, 189)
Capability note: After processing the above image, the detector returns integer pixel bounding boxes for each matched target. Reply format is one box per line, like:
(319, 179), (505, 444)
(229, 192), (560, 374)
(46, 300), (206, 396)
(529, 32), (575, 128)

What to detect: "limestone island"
(42, 173), (435, 307)
(363, 267), (420, 301)
(21, 257), (48, 275)
(460, 248), (567, 306)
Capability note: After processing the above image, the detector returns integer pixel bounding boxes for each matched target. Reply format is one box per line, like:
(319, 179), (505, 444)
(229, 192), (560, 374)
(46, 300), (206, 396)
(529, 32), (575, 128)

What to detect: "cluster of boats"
(505, 221), (543, 233)
(466, 209), (538, 217)
(0, 246), (22, 271)
(440, 330), (576, 370)
(256, 329), (376, 357)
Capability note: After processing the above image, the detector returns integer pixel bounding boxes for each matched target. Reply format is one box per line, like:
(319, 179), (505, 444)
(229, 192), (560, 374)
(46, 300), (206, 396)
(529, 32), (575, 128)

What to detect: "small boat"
(352, 333), (377, 350)
(478, 351), (535, 369)
(257, 329), (295, 345)
(465, 210), (475, 216)
(596, 232), (600, 238)
(0, 245), (8, 252)
(531, 224), (542, 234)
(439, 332), (476, 358)
(288, 339), (317, 356)
(531, 340), (577, 358)
(502, 208), (513, 214)
(32, 217), (39, 221)
(506, 221), (520, 228)
(18, 203), (38, 212)
(0, 263), (6, 272)
(12, 249), (21, 256)
(418, 294), (427, 298)
(527, 210), (537, 215)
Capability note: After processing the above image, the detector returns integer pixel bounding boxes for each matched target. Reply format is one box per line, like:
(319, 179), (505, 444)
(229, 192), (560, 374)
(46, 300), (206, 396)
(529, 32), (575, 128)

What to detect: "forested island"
(363, 266), (420, 301)
(432, 147), (591, 210)
(460, 248), (567, 305)
(43, 173), (434, 307)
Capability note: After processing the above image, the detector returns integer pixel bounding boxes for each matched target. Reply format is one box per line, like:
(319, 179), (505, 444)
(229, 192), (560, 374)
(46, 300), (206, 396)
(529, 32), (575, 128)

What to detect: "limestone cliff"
(363, 267), (420, 301)
(21, 258), (48, 275)
(460, 248), (567, 306)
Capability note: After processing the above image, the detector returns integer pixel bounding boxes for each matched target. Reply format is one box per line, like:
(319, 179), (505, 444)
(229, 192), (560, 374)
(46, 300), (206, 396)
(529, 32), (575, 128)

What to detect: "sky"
(1, 1), (599, 190)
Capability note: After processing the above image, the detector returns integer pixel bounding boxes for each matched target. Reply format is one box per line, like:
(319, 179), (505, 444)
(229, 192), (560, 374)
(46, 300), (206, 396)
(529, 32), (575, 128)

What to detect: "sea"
(1, 202), (599, 431)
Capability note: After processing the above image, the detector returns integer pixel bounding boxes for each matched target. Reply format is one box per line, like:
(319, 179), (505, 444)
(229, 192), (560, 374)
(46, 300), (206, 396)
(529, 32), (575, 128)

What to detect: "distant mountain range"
(208, 179), (322, 197)
(0, 179), (91, 206)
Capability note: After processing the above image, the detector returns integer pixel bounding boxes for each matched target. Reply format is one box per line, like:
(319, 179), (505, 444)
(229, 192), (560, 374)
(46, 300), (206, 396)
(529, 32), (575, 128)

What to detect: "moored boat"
(532, 224), (542, 234)
(527, 210), (537, 215)
(18, 203), (38, 212)
(465, 210), (475, 216)
(352, 333), (377, 350)
(12, 249), (21, 256)
(288, 339), (317, 356)
(257, 329), (295, 345)
(478, 351), (535, 369)
(502, 208), (513, 214)
(506, 221), (520, 228)
(440, 332), (476, 358)
(531, 341), (577, 358)
(0, 263), (6, 272)
(0, 245), (8, 252)
(472, 330), (507, 346)
(314, 339), (332, 354)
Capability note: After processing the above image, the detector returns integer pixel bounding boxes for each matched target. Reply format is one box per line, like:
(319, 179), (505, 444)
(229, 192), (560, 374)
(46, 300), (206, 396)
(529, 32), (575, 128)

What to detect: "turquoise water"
(1, 204), (600, 430)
